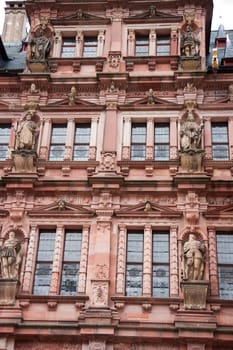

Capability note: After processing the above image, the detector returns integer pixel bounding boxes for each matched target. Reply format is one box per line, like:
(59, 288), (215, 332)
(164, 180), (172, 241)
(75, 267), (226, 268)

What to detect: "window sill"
(123, 55), (179, 71)
(48, 57), (106, 73)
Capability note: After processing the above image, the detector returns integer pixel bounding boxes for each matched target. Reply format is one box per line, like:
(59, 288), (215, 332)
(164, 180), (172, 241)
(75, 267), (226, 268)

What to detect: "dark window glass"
(156, 35), (170, 56)
(49, 125), (67, 161)
(154, 124), (170, 160)
(60, 230), (82, 295)
(152, 232), (169, 297)
(61, 37), (76, 58)
(33, 230), (56, 295)
(135, 35), (149, 56)
(73, 124), (91, 161)
(83, 37), (97, 57)
(217, 233), (233, 299)
(126, 232), (143, 296)
(212, 123), (229, 160)
(131, 123), (146, 160)
(0, 124), (11, 160)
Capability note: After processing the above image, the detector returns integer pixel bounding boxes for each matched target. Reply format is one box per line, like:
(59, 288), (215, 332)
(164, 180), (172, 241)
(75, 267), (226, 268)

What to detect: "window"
(154, 124), (170, 160)
(135, 35), (149, 56)
(152, 232), (169, 297)
(61, 37), (76, 58)
(216, 233), (233, 299)
(60, 230), (82, 295)
(131, 123), (146, 160)
(33, 229), (56, 295)
(83, 36), (98, 57)
(126, 232), (143, 296)
(0, 124), (11, 160)
(156, 35), (170, 56)
(73, 124), (91, 161)
(33, 228), (82, 295)
(212, 123), (229, 160)
(49, 124), (67, 161)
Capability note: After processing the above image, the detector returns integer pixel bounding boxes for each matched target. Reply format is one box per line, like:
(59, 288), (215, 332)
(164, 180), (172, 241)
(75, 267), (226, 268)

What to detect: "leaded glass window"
(60, 230), (82, 295)
(33, 230), (56, 295)
(0, 124), (11, 160)
(83, 37), (98, 57)
(154, 124), (170, 160)
(152, 232), (169, 297)
(61, 37), (76, 58)
(73, 124), (91, 160)
(135, 35), (149, 56)
(131, 123), (146, 160)
(156, 35), (170, 56)
(217, 233), (233, 299)
(49, 124), (67, 161)
(126, 232), (143, 296)
(212, 123), (229, 160)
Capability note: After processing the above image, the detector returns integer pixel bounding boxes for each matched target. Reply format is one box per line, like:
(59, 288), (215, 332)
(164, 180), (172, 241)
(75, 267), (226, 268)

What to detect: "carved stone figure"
(68, 86), (77, 106)
(183, 234), (206, 280)
(180, 112), (204, 152)
(181, 25), (200, 57)
(16, 112), (38, 151)
(0, 231), (22, 279)
(30, 30), (51, 61)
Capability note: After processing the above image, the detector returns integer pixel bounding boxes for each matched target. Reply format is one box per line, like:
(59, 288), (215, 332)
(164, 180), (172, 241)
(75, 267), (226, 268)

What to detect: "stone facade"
(0, 0), (233, 349)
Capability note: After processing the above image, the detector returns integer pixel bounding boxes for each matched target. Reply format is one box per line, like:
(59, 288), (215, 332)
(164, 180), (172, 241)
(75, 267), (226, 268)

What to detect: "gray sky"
(0, 0), (232, 34)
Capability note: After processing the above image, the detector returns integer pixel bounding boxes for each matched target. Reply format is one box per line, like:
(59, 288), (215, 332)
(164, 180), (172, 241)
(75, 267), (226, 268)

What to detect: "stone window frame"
(39, 115), (100, 162)
(116, 224), (178, 298)
(121, 114), (176, 162)
(22, 223), (90, 296)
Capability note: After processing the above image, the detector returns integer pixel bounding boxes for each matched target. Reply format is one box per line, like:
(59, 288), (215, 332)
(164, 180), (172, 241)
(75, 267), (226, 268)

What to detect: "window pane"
(154, 145), (169, 160)
(131, 123), (146, 160)
(153, 232), (169, 297)
(154, 124), (170, 161)
(73, 145), (89, 160)
(51, 126), (67, 144)
(49, 125), (67, 161)
(126, 232), (143, 296)
(60, 262), (80, 295)
(135, 36), (149, 56)
(212, 123), (229, 160)
(0, 124), (11, 160)
(131, 145), (146, 160)
(33, 230), (56, 295)
(126, 264), (143, 296)
(60, 230), (82, 296)
(83, 37), (97, 57)
(217, 233), (233, 299)
(73, 124), (90, 161)
(157, 36), (170, 56)
(61, 37), (76, 58)
(212, 145), (229, 160)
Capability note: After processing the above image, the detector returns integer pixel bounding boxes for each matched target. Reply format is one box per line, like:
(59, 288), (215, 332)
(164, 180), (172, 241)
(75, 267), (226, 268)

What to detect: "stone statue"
(181, 24), (200, 57)
(0, 231), (22, 279)
(180, 112), (203, 152)
(16, 112), (38, 151)
(30, 30), (51, 61)
(68, 86), (77, 106)
(183, 233), (206, 280)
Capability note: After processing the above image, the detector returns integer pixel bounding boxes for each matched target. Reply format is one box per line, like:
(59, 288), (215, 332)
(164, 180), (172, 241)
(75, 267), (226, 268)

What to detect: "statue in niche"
(181, 24), (200, 57)
(16, 111), (38, 151)
(180, 112), (204, 152)
(30, 29), (51, 61)
(0, 231), (22, 279)
(183, 233), (206, 281)
(68, 86), (77, 106)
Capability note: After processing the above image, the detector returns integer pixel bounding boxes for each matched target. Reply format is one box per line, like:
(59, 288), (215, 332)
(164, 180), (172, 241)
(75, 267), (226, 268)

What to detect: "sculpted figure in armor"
(16, 112), (38, 151)
(30, 30), (51, 61)
(180, 112), (204, 151)
(183, 233), (206, 280)
(0, 231), (22, 279)
(181, 24), (200, 57)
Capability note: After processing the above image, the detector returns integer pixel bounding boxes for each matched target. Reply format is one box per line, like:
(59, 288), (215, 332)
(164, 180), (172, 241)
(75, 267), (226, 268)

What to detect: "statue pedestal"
(0, 279), (18, 305)
(12, 150), (37, 172)
(180, 150), (204, 172)
(181, 281), (209, 310)
(28, 60), (48, 73)
(180, 56), (201, 70)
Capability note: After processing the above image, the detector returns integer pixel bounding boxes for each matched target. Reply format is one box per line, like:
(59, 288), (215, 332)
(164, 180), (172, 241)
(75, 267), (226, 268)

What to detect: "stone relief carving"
(89, 341), (106, 350)
(183, 233), (206, 281)
(92, 281), (108, 306)
(0, 231), (22, 279)
(95, 264), (108, 279)
(109, 52), (121, 68)
(15, 342), (81, 350)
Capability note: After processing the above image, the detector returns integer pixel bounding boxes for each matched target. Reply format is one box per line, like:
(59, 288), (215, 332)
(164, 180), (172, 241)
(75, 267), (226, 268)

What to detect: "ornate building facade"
(0, 0), (233, 349)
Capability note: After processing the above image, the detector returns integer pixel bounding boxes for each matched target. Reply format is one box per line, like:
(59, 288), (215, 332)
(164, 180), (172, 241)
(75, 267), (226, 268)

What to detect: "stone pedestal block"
(0, 279), (18, 305)
(180, 56), (201, 70)
(12, 150), (37, 172)
(181, 281), (209, 310)
(28, 61), (48, 73)
(180, 150), (204, 172)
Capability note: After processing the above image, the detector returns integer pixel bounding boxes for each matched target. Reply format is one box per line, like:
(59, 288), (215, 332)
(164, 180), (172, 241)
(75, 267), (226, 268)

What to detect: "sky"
(0, 0), (232, 34)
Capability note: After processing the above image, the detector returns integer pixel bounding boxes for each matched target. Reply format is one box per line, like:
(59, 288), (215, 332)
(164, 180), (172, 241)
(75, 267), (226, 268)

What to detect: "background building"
(0, 0), (233, 349)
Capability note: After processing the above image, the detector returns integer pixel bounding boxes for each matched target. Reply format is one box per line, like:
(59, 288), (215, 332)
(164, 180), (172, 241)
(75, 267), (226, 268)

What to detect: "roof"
(0, 36), (26, 73)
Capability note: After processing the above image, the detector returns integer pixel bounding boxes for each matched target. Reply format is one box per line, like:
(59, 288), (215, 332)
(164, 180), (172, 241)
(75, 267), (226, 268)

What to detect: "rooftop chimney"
(2, 1), (27, 43)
